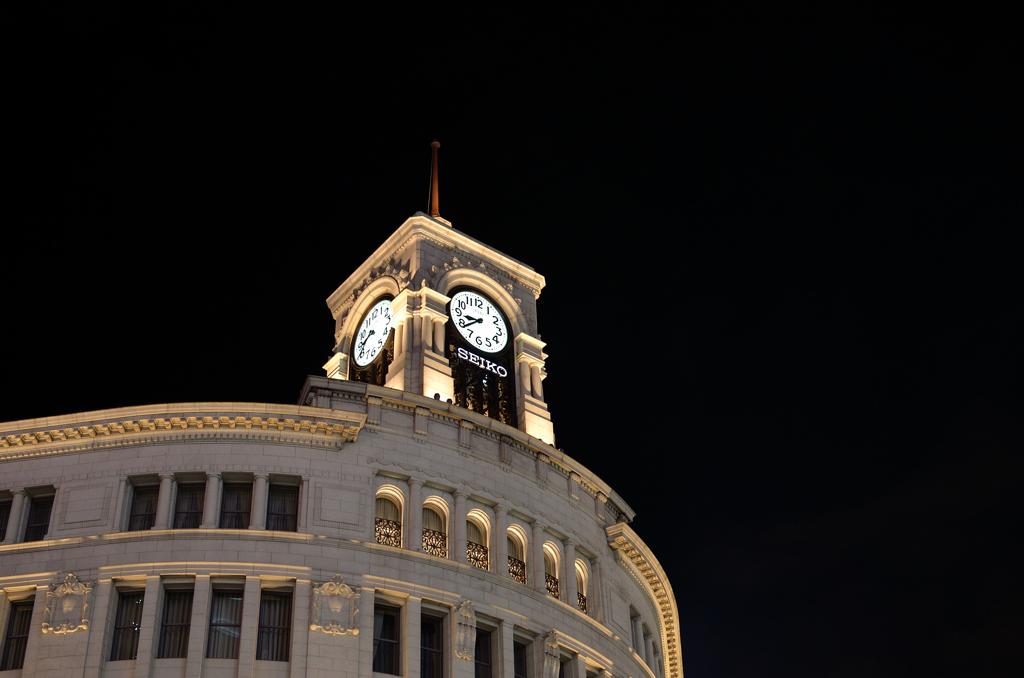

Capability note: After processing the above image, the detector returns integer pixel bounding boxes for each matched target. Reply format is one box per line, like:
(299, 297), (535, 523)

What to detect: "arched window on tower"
(466, 511), (490, 570)
(575, 560), (590, 614)
(422, 505), (447, 558)
(374, 491), (402, 548)
(543, 545), (560, 599)
(506, 527), (528, 585)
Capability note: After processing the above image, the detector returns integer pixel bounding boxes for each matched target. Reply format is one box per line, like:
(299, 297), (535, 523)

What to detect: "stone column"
(395, 321), (405, 360)
(590, 557), (603, 621)
(408, 479), (424, 552)
(644, 633), (656, 672)
(531, 364), (544, 400)
(133, 575), (162, 678)
(498, 619), (515, 678)
(563, 540), (577, 609)
(237, 576), (262, 678)
(199, 472), (221, 529)
(519, 360), (532, 398)
(421, 315), (432, 353)
(1, 489), (26, 544)
(152, 474), (174, 530)
(249, 474), (269, 530)
(404, 596), (422, 678)
(631, 617), (644, 655)
(454, 491), (468, 564)
(494, 506), (508, 577)
(184, 575), (210, 678)
(532, 522), (546, 593)
(433, 319), (446, 356)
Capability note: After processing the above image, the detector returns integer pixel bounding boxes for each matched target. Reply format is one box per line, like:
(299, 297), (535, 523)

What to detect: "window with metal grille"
(219, 484), (252, 529)
(372, 604), (399, 675)
(109, 592), (145, 661)
(128, 486), (159, 531)
(421, 614), (443, 678)
(422, 507), (447, 558)
(513, 641), (528, 678)
(157, 590), (192, 659)
(466, 520), (489, 570)
(474, 629), (491, 678)
(255, 591), (291, 661)
(266, 486), (298, 531)
(374, 497), (402, 547)
(173, 485), (204, 529)
(24, 496), (53, 542)
(0, 601), (32, 671)
(0, 500), (10, 542)
(206, 590), (243, 659)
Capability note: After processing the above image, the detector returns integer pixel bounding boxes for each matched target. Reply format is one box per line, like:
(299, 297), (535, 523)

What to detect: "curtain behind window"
(423, 507), (444, 532)
(255, 593), (291, 661)
(207, 591), (243, 658)
(266, 487), (298, 531)
(157, 591), (192, 659)
(375, 498), (399, 522)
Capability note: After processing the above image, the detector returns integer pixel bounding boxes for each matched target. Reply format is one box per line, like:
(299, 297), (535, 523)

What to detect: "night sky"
(6, 7), (1021, 677)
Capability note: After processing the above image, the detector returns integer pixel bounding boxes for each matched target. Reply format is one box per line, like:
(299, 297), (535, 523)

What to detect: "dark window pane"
(157, 591), (193, 659)
(0, 502), (10, 542)
(474, 629), (491, 678)
(372, 606), (399, 675)
(128, 487), (159, 531)
(255, 592), (292, 661)
(174, 486), (204, 529)
(514, 641), (528, 678)
(24, 497), (53, 542)
(421, 615), (443, 678)
(266, 486), (298, 532)
(207, 591), (243, 658)
(220, 484), (252, 529)
(110, 592), (145, 661)
(1, 602), (33, 671)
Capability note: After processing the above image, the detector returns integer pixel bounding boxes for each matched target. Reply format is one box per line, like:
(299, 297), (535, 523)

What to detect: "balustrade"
(375, 518), (402, 547)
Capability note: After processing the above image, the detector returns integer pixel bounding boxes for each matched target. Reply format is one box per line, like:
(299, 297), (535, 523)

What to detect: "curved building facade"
(0, 211), (682, 678)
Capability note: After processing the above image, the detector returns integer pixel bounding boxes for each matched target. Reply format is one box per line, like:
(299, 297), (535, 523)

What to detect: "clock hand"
(359, 329), (375, 349)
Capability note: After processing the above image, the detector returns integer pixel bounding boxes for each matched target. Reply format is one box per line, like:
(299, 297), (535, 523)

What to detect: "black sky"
(5, 6), (1022, 677)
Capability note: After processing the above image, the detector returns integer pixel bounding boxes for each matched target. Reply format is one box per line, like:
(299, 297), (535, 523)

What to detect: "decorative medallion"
(309, 575), (360, 636)
(454, 599), (476, 661)
(543, 629), (561, 678)
(41, 573), (93, 634)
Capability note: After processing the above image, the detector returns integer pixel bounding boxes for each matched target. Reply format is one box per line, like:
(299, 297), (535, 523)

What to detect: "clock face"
(353, 298), (393, 366)
(450, 290), (508, 353)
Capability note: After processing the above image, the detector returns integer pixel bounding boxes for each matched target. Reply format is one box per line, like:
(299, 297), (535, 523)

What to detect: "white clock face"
(450, 290), (508, 353)
(353, 298), (393, 366)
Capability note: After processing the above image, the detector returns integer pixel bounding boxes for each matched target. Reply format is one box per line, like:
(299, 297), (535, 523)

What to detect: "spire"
(428, 139), (441, 218)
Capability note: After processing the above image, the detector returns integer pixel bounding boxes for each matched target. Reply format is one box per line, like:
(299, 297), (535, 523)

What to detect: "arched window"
(374, 486), (403, 548)
(506, 526), (528, 585)
(575, 560), (590, 614)
(466, 509), (490, 570)
(422, 505), (447, 558)
(543, 543), (560, 599)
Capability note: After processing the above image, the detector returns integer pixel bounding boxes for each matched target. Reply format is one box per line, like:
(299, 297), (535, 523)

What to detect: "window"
(157, 590), (193, 659)
(219, 484), (252, 529)
(375, 497), (402, 547)
(255, 591), (291, 661)
(421, 614), (443, 678)
(24, 496), (53, 542)
(128, 486), (159, 531)
(422, 507), (447, 558)
(372, 604), (399, 675)
(0, 499), (11, 542)
(513, 641), (528, 678)
(207, 590), (243, 658)
(544, 551), (559, 598)
(0, 601), (32, 671)
(466, 519), (488, 570)
(507, 532), (527, 585)
(110, 591), (145, 661)
(575, 561), (589, 614)
(474, 629), (492, 678)
(174, 485), (204, 529)
(266, 486), (298, 531)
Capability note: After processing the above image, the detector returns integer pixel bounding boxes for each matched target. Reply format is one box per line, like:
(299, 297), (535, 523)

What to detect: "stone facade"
(0, 214), (681, 678)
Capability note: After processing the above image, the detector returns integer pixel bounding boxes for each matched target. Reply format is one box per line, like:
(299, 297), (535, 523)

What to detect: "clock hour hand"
(464, 315), (483, 325)
(359, 329), (375, 349)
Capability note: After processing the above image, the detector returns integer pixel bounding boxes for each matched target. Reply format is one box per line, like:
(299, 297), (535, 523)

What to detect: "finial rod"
(429, 140), (441, 217)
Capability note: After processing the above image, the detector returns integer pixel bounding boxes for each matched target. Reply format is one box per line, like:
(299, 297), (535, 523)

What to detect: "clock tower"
(322, 142), (554, 444)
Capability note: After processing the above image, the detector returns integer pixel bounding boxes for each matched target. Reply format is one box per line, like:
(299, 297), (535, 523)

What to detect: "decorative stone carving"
(543, 629), (561, 678)
(42, 573), (93, 634)
(454, 599), (476, 660)
(309, 575), (360, 636)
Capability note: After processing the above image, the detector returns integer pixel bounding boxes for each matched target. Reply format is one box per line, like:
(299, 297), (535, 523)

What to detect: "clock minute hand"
(359, 329), (375, 349)
(464, 315), (483, 325)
